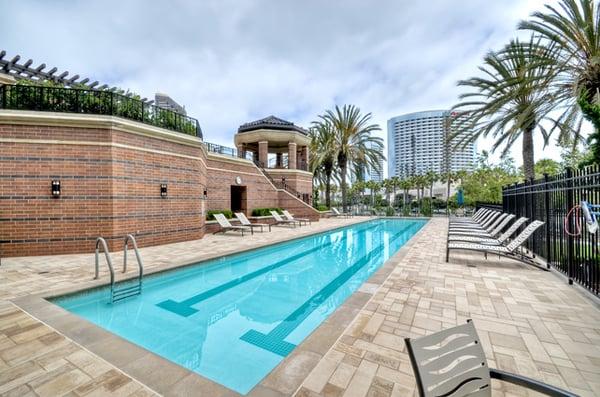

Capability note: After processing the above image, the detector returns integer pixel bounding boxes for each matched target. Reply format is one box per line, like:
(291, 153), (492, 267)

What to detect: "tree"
(458, 158), (521, 204)
(390, 176), (401, 206)
(309, 122), (337, 208)
(424, 170), (438, 198)
(519, 0), (599, 163)
(534, 158), (561, 178)
(365, 180), (380, 207)
(399, 178), (412, 207)
(452, 36), (564, 180)
(382, 179), (394, 207)
(320, 105), (384, 212)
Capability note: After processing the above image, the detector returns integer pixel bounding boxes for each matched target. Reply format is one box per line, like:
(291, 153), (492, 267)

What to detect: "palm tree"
(519, 0), (599, 163)
(452, 36), (563, 180)
(399, 178), (412, 207)
(382, 179), (393, 206)
(321, 105), (384, 212)
(425, 170), (438, 198)
(309, 123), (337, 208)
(390, 176), (401, 207)
(365, 180), (380, 207)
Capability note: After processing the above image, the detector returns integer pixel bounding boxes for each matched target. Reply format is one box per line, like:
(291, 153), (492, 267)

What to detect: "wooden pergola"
(0, 50), (153, 103)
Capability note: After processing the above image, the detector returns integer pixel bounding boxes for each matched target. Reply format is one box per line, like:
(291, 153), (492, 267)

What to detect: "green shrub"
(385, 207), (395, 216)
(314, 204), (329, 211)
(206, 209), (233, 220)
(402, 205), (411, 216)
(251, 207), (283, 216)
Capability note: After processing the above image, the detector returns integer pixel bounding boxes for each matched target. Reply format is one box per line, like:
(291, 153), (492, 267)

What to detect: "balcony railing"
(205, 142), (254, 161)
(0, 84), (202, 138)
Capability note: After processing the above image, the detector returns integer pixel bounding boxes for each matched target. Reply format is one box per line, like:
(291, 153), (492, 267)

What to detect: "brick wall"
(0, 123), (207, 257)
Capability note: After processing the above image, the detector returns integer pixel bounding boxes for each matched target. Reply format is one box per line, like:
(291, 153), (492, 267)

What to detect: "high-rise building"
(387, 110), (475, 178)
(364, 142), (384, 182)
(154, 93), (186, 115)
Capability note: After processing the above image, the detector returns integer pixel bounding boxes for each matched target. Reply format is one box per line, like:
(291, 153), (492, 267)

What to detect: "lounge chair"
(405, 319), (577, 397)
(449, 212), (509, 233)
(282, 210), (311, 226)
(449, 208), (488, 225)
(448, 210), (501, 230)
(270, 211), (298, 227)
(332, 207), (352, 218)
(213, 213), (252, 236)
(235, 212), (271, 232)
(446, 220), (545, 268)
(448, 216), (525, 242)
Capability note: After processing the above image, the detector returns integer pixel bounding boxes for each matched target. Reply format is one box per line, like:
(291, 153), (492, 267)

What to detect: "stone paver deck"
(1, 217), (599, 396)
(296, 218), (600, 397)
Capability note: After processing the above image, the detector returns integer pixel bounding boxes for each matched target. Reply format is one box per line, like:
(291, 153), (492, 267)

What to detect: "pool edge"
(11, 217), (430, 397)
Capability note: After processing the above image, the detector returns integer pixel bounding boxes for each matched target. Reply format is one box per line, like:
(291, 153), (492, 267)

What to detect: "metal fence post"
(566, 168), (574, 285)
(544, 173), (551, 269)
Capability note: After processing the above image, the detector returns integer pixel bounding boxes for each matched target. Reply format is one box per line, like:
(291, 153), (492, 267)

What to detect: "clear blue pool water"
(52, 219), (426, 394)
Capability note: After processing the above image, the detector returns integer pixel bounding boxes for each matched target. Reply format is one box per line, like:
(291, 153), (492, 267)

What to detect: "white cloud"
(1, 0), (574, 171)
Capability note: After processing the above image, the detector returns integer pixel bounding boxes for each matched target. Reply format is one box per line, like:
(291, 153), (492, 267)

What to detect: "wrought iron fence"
(205, 142), (254, 160)
(0, 84), (202, 138)
(502, 165), (600, 296)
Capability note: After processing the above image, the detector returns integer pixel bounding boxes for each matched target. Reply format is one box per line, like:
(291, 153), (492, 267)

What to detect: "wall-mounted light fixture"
(51, 180), (61, 197)
(160, 184), (168, 197)
(203, 189), (208, 199)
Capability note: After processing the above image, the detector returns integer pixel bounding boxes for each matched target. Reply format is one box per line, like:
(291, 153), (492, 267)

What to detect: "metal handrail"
(123, 234), (144, 277)
(94, 237), (114, 288)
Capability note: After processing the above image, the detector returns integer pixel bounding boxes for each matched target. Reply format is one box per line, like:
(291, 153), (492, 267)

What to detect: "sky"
(1, 0), (573, 175)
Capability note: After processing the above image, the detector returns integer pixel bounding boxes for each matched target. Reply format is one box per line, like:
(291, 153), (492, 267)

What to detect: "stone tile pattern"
(296, 218), (600, 397)
(0, 218), (364, 396)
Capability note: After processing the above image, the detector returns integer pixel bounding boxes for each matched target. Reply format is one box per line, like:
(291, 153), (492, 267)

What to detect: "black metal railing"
(0, 84), (202, 138)
(502, 165), (600, 296)
(253, 160), (311, 204)
(205, 142), (254, 161)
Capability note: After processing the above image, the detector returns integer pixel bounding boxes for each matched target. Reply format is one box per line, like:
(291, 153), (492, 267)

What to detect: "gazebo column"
(288, 142), (297, 169)
(236, 144), (244, 158)
(258, 141), (268, 167)
(276, 152), (283, 168)
(302, 146), (309, 170)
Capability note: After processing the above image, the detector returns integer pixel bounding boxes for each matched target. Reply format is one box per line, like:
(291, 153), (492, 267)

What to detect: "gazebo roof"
(237, 115), (308, 135)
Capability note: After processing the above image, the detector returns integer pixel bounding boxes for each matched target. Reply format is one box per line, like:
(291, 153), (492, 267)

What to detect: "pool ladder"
(95, 234), (144, 303)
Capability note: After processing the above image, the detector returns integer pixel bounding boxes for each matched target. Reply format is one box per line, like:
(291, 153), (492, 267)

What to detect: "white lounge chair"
(446, 220), (546, 269)
(449, 208), (488, 224)
(448, 217), (528, 246)
(270, 211), (297, 227)
(282, 210), (311, 226)
(213, 213), (252, 236)
(449, 211), (502, 230)
(405, 319), (577, 397)
(449, 212), (509, 233)
(235, 212), (271, 232)
(449, 216), (525, 241)
(332, 207), (352, 218)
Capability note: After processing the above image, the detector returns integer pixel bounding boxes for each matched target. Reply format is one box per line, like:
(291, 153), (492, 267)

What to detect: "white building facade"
(387, 110), (475, 178)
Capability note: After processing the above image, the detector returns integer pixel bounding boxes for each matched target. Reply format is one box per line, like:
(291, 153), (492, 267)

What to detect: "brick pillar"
(258, 141), (268, 167)
(302, 146), (309, 170)
(288, 142), (297, 169)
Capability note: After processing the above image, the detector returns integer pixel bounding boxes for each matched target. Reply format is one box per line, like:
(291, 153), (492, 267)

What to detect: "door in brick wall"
(231, 185), (247, 214)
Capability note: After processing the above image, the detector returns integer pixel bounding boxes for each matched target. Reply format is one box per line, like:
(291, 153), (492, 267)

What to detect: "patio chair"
(332, 207), (352, 218)
(448, 216), (526, 243)
(449, 214), (517, 238)
(404, 319), (578, 397)
(235, 212), (271, 232)
(446, 220), (546, 269)
(449, 208), (488, 225)
(449, 211), (502, 230)
(449, 212), (509, 233)
(270, 211), (298, 227)
(282, 210), (311, 226)
(213, 213), (252, 236)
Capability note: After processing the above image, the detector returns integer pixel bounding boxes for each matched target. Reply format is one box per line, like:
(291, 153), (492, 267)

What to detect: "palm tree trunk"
(522, 127), (535, 180)
(340, 161), (348, 212)
(325, 172), (332, 208)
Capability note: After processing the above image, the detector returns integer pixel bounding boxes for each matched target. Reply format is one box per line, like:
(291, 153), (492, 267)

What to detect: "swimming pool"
(52, 218), (426, 394)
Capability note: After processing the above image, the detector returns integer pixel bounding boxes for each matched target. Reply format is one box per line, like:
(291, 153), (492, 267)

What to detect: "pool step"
(95, 234), (144, 304)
